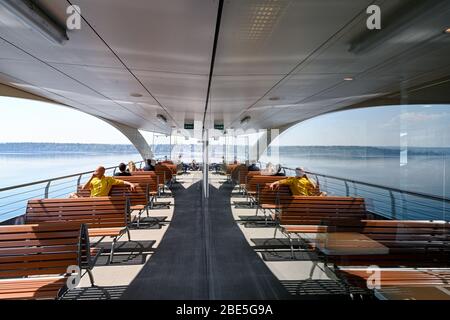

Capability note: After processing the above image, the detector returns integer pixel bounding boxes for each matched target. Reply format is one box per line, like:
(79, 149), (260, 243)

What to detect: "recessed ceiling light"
(130, 93), (143, 97)
(343, 77), (354, 81)
(156, 114), (167, 124)
(240, 116), (251, 125)
(269, 96), (280, 101)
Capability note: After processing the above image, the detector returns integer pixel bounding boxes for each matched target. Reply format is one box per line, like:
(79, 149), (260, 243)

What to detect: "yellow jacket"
(89, 176), (124, 197)
(278, 176), (316, 196)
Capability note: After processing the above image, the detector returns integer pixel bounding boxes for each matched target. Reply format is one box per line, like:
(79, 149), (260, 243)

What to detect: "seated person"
(127, 161), (137, 173)
(114, 163), (132, 176)
(247, 160), (260, 172)
(260, 162), (276, 175)
(71, 166), (136, 197)
(182, 162), (189, 173)
(269, 167), (319, 196)
(272, 164), (286, 176)
(143, 159), (155, 171)
(190, 160), (199, 171)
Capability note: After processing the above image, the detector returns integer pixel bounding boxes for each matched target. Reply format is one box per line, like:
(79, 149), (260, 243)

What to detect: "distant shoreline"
(1, 143), (449, 157)
(0, 143), (138, 154)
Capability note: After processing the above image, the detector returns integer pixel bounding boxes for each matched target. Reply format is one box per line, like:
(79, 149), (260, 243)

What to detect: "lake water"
(0, 150), (449, 222)
(275, 155), (450, 198)
(0, 152), (142, 188)
(261, 152), (450, 221)
(0, 152), (142, 222)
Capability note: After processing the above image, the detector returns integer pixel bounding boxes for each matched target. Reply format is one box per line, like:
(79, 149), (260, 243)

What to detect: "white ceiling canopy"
(0, 0), (449, 137)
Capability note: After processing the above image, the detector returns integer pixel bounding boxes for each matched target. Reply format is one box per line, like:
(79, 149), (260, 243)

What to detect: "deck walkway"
(121, 174), (290, 299)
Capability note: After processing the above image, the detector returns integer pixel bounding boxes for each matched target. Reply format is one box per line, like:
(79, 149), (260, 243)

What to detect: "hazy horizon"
(0, 97), (449, 148)
(1, 142), (449, 149)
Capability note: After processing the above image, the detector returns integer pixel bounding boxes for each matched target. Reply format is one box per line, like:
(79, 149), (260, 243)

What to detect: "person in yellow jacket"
(269, 167), (321, 196)
(71, 166), (136, 197)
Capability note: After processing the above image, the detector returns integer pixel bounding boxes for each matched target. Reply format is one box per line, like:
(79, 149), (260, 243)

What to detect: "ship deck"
(63, 172), (363, 300)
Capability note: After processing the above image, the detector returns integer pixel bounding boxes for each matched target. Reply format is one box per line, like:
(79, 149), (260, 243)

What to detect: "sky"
(0, 96), (449, 147)
(0, 97), (131, 144)
(277, 104), (450, 147)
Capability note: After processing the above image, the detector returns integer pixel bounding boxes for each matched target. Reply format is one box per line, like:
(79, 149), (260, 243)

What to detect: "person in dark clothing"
(114, 163), (132, 176)
(190, 160), (199, 171)
(143, 159), (155, 171)
(272, 165), (286, 176)
(247, 160), (260, 172)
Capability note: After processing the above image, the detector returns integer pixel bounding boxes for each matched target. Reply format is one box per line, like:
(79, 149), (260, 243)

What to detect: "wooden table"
(375, 286), (450, 300)
(314, 232), (389, 255)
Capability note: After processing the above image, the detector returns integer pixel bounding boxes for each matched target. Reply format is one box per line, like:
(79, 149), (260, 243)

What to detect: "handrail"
(0, 159), (145, 221)
(281, 166), (450, 204)
(0, 161), (144, 192)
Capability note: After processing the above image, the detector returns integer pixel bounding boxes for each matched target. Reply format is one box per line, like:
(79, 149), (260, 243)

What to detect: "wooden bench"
(256, 184), (292, 215)
(237, 171), (261, 197)
(110, 175), (171, 209)
(25, 197), (130, 264)
(322, 220), (450, 299)
(325, 220), (450, 268)
(230, 164), (246, 186)
(109, 184), (154, 227)
(164, 163), (177, 175)
(113, 175), (158, 195)
(243, 175), (288, 211)
(337, 268), (450, 288)
(225, 164), (238, 183)
(77, 181), (169, 226)
(155, 164), (174, 193)
(243, 176), (292, 218)
(131, 171), (156, 177)
(0, 223), (90, 300)
(273, 196), (369, 258)
(111, 175), (170, 207)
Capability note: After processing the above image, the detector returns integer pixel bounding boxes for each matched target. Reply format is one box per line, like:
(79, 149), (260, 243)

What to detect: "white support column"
(102, 119), (154, 160)
(256, 128), (280, 162)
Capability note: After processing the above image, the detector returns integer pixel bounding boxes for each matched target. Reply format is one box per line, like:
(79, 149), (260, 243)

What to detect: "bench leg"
(57, 285), (69, 300)
(287, 235), (295, 259)
(126, 228), (131, 241)
(135, 212), (140, 228)
(273, 225), (278, 238)
(109, 237), (117, 264)
(87, 269), (95, 287)
(150, 196), (155, 209)
(263, 209), (269, 225)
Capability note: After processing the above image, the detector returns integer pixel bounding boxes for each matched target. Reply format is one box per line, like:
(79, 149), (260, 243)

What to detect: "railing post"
(400, 191), (406, 220)
(389, 190), (396, 219)
(77, 174), (82, 187)
(344, 181), (350, 197)
(44, 181), (51, 199)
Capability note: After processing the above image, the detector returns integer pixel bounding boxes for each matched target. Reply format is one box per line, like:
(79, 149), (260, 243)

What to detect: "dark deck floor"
(121, 180), (290, 300)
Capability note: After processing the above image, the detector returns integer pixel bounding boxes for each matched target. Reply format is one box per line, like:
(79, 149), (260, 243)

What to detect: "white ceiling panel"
(0, 0), (123, 68)
(50, 63), (160, 105)
(71, 0), (217, 74)
(0, 0), (449, 137)
(134, 70), (209, 108)
(213, 0), (373, 75)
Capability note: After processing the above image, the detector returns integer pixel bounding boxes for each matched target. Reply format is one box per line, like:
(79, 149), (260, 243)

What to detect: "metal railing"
(282, 166), (450, 221)
(0, 160), (144, 223)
